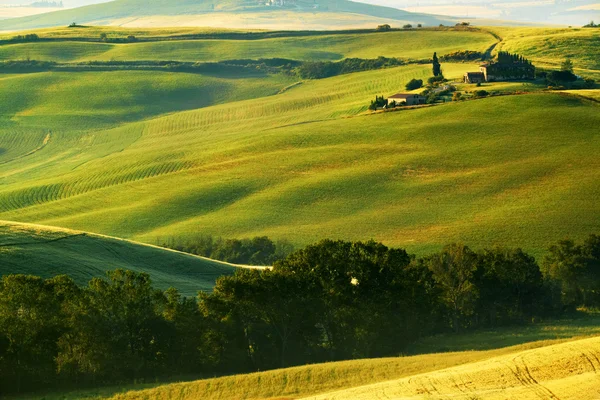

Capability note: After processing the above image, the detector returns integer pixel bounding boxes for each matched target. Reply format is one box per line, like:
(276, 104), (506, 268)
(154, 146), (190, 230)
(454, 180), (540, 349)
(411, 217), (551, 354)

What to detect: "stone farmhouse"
(464, 72), (485, 84)
(464, 52), (535, 83)
(388, 93), (427, 106)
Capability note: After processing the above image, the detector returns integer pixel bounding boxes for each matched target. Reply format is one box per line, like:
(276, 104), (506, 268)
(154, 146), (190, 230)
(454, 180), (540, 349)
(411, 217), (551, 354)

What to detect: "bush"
(376, 24), (391, 31)
(440, 50), (483, 62)
(405, 78), (423, 90)
(403, 24), (413, 29)
(584, 78), (596, 88)
(427, 75), (446, 86)
(473, 90), (489, 98)
(369, 95), (388, 110)
(547, 70), (577, 86)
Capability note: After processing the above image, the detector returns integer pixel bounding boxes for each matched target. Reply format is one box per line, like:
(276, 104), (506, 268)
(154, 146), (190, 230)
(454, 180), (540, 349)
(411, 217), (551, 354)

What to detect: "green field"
(494, 27), (600, 71)
(0, 30), (497, 63)
(0, 61), (598, 256)
(1, 21), (600, 400)
(0, 221), (239, 296)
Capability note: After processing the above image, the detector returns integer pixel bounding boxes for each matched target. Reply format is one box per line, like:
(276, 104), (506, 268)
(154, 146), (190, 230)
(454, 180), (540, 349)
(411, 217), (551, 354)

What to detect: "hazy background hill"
(358, 0), (599, 26)
(0, 0), (457, 30)
(1, 0), (598, 27)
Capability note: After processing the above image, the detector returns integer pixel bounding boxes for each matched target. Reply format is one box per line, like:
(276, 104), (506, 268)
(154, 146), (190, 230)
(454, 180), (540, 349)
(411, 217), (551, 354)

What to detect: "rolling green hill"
(0, 0), (455, 31)
(494, 27), (600, 71)
(0, 60), (598, 257)
(0, 29), (497, 63)
(0, 221), (239, 296)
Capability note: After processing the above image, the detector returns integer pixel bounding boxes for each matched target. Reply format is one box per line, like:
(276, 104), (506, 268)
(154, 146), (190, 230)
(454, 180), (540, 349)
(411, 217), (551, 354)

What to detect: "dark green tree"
(432, 52), (442, 76)
(561, 58), (574, 73)
(424, 244), (479, 332)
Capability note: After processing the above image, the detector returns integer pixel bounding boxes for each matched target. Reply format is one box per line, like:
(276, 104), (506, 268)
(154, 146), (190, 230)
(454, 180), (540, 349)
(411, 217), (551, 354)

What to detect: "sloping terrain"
(0, 29), (497, 63)
(0, 0), (456, 31)
(0, 221), (239, 296)
(495, 27), (600, 71)
(304, 336), (600, 400)
(0, 61), (598, 257)
(45, 334), (597, 400)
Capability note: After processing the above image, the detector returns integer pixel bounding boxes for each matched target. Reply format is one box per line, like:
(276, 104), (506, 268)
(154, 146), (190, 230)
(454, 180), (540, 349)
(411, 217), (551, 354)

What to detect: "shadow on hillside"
(407, 311), (600, 355)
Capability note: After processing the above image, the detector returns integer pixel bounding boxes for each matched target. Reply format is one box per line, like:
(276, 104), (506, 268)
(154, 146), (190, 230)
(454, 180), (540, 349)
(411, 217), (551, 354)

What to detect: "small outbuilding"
(388, 93), (426, 106)
(464, 72), (485, 84)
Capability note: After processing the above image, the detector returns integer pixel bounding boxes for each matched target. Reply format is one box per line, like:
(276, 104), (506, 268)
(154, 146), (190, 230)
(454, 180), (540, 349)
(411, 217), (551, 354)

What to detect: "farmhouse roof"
(388, 93), (424, 99)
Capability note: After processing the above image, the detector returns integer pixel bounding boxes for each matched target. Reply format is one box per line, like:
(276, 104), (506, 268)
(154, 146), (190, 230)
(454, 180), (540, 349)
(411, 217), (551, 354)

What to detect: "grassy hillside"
(494, 27), (600, 71)
(0, 30), (497, 63)
(0, 221), (238, 296)
(0, 0), (455, 31)
(305, 335), (600, 399)
(0, 61), (598, 256)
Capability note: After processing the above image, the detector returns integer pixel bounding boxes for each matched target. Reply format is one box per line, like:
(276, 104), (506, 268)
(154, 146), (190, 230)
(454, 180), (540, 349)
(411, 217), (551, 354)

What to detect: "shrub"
(440, 50), (483, 62)
(405, 78), (424, 90)
(427, 75), (446, 86)
(547, 70), (577, 86)
(403, 24), (413, 29)
(376, 24), (391, 31)
(584, 78), (596, 88)
(369, 95), (388, 110)
(473, 90), (489, 98)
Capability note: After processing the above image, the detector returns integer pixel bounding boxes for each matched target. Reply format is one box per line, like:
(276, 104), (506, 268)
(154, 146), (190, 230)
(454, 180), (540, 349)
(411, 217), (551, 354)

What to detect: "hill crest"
(0, 0), (456, 31)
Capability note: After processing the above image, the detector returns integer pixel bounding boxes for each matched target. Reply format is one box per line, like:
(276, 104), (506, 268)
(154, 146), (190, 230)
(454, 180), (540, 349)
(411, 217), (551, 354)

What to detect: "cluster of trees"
(402, 24), (423, 29)
(440, 50), (483, 62)
(376, 24), (392, 32)
(99, 33), (138, 43)
(368, 95), (390, 110)
(543, 58), (596, 88)
(0, 60), (55, 72)
(297, 57), (405, 79)
(30, 1), (63, 7)
(160, 236), (294, 266)
(2, 236), (598, 396)
(8, 34), (40, 43)
(583, 21), (597, 28)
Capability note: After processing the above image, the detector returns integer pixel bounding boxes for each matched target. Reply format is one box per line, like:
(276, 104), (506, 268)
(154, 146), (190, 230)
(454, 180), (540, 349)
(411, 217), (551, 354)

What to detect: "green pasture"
(0, 29), (497, 63)
(0, 221), (237, 296)
(0, 61), (598, 257)
(495, 27), (600, 70)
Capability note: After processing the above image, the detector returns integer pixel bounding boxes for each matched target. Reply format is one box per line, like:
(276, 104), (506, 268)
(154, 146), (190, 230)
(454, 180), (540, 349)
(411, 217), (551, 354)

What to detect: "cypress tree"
(432, 52), (441, 76)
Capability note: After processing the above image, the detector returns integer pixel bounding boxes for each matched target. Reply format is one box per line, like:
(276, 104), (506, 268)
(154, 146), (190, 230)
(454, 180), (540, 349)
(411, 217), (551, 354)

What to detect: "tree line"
(159, 235), (295, 265)
(1, 235), (598, 395)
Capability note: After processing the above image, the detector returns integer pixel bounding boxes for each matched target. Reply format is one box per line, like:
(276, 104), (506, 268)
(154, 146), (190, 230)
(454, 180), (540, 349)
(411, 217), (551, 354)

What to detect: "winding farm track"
(302, 336), (600, 400)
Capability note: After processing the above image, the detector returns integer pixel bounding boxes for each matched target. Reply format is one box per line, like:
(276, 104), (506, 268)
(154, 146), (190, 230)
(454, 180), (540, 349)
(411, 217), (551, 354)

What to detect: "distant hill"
(0, 0), (457, 30)
(0, 221), (240, 296)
